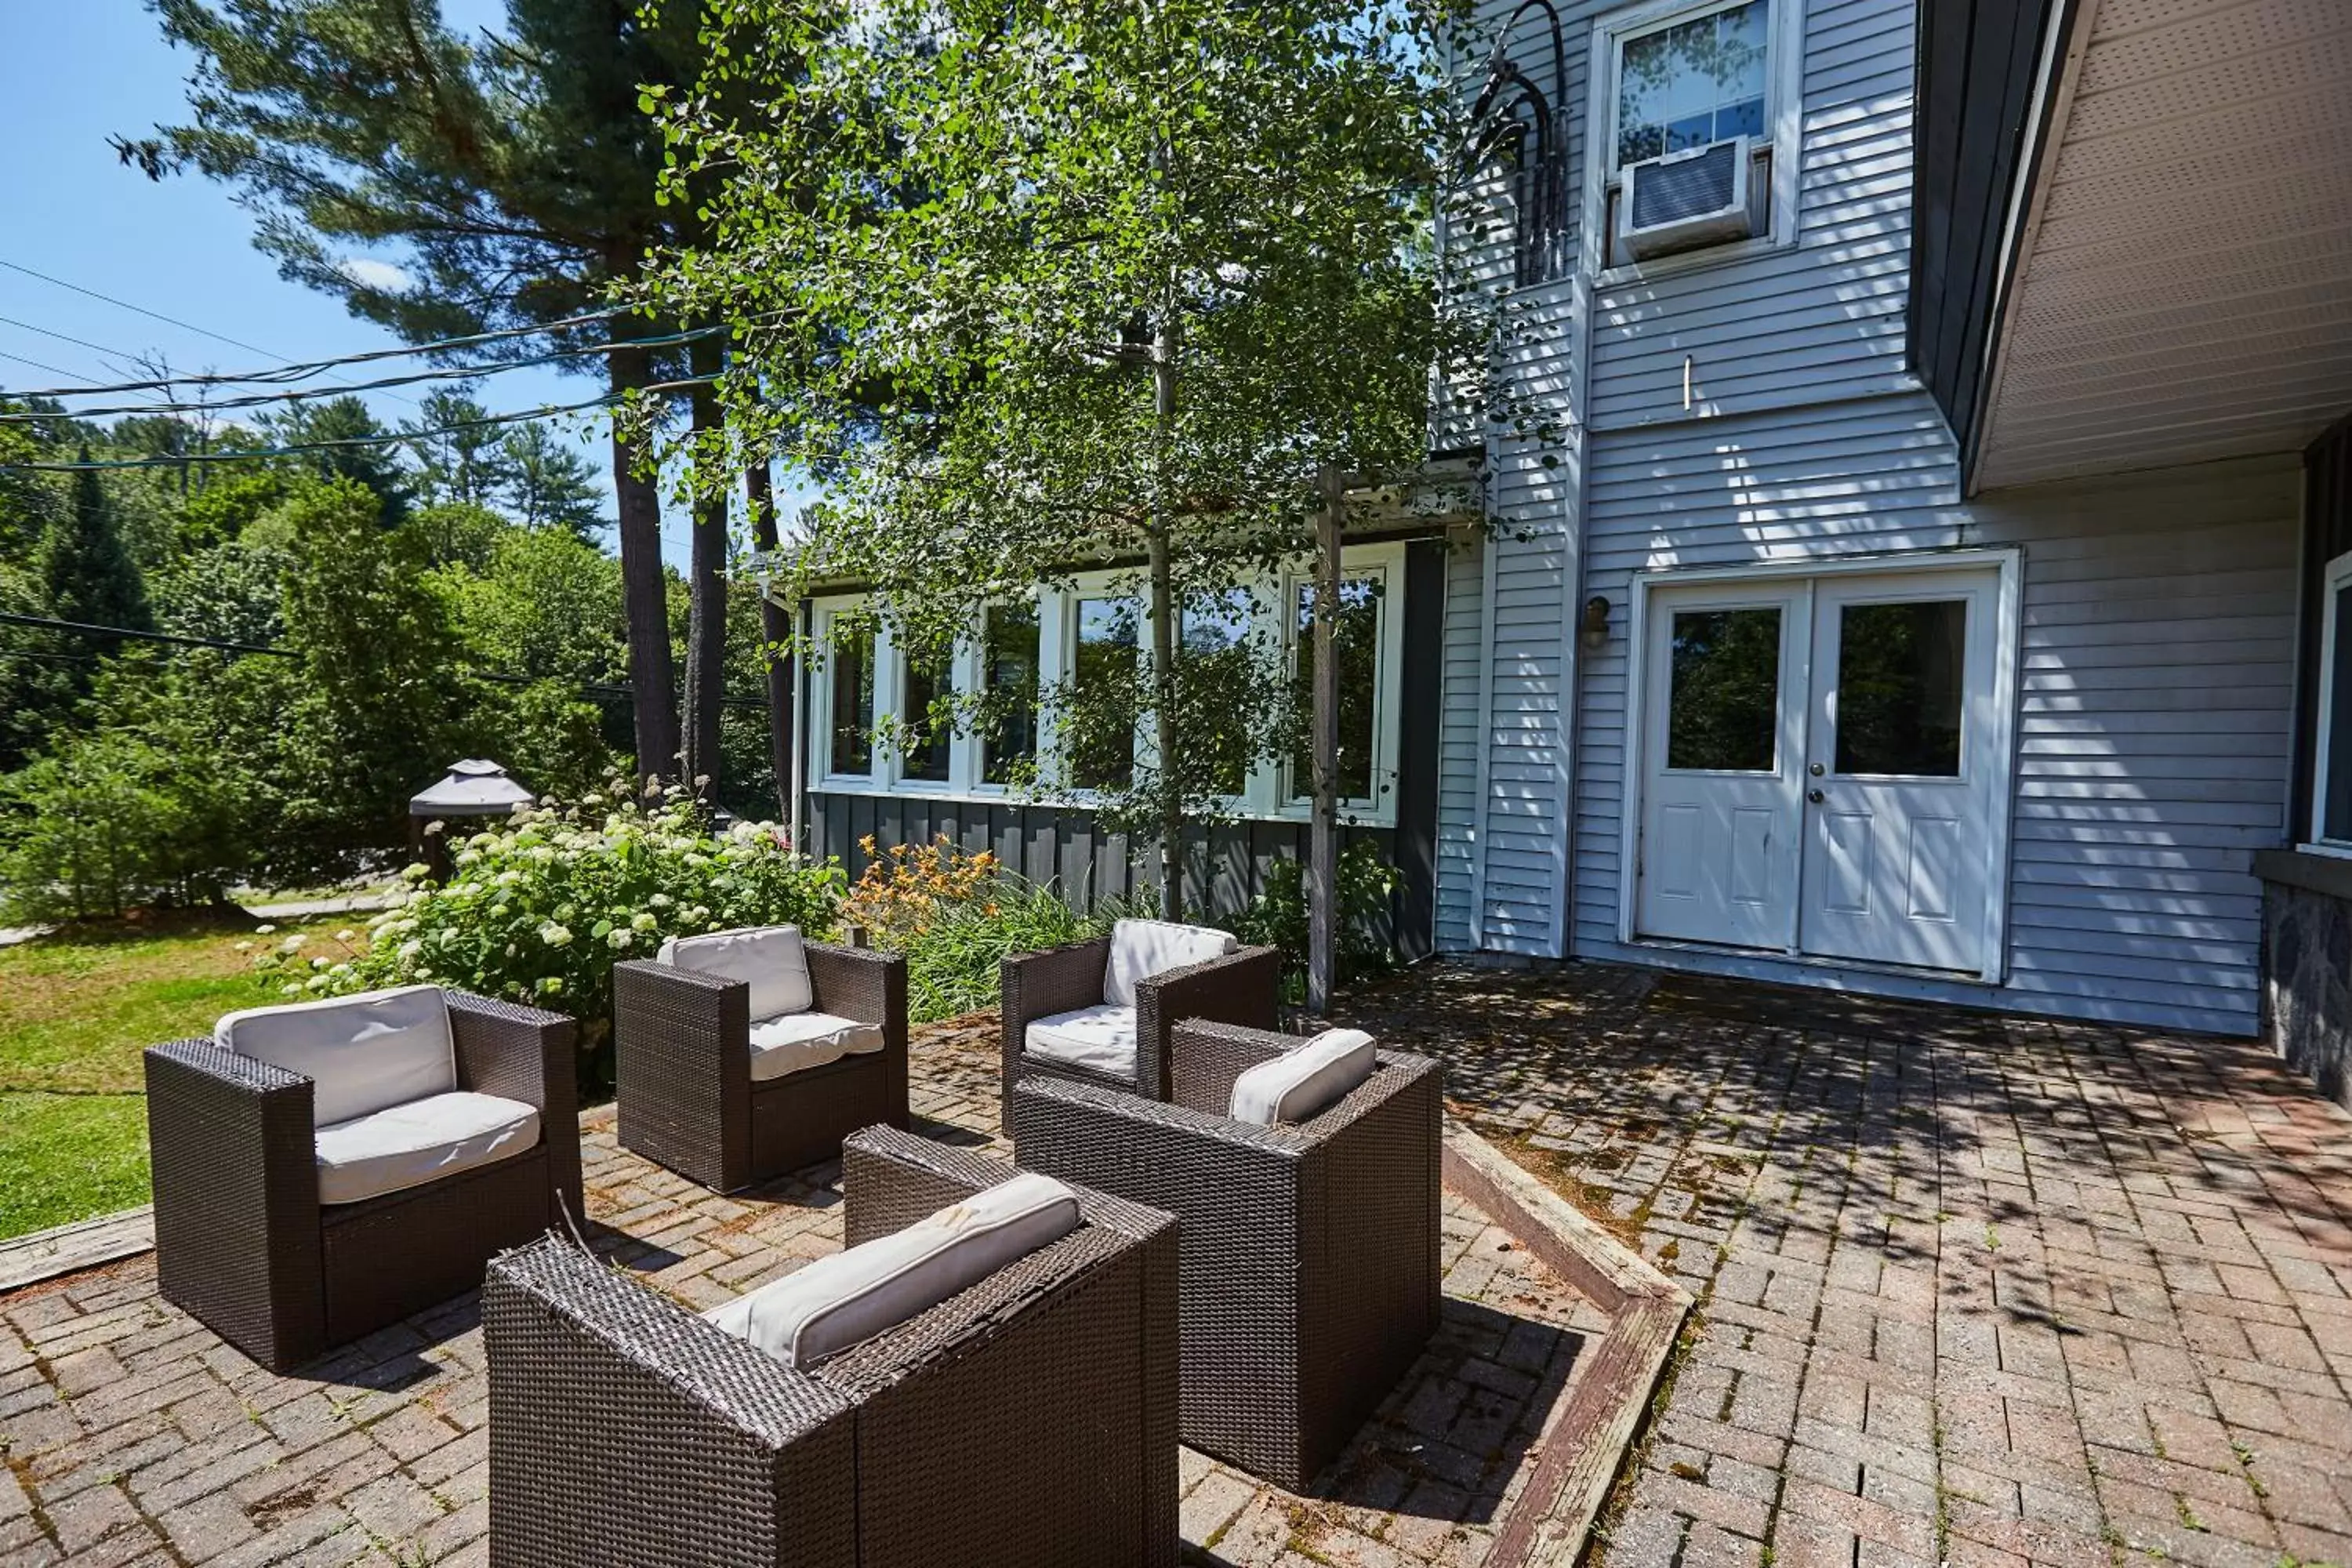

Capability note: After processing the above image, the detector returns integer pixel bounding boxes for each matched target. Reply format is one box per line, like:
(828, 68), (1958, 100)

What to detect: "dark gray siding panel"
(1907, 0), (2071, 468)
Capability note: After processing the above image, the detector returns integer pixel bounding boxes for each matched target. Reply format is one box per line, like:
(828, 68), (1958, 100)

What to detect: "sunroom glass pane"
(981, 604), (1039, 786)
(1292, 580), (1379, 801)
(1069, 596), (1138, 790)
(899, 652), (952, 782)
(1183, 589), (1255, 797)
(829, 633), (873, 776)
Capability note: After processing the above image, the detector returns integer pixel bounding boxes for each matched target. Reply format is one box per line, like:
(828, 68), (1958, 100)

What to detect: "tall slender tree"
(119, 0), (705, 782)
(48, 458), (154, 650)
(639, 0), (1537, 925)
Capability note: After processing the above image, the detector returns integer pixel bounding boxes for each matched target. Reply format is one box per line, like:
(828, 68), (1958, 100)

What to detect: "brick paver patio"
(0, 1016), (1602, 1567)
(1331, 964), (2352, 1568)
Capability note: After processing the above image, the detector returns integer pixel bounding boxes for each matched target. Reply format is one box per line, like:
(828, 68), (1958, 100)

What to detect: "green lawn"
(0, 916), (332, 1241)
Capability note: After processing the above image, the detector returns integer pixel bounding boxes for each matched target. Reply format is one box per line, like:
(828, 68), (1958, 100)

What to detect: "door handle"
(1808, 762), (1824, 776)
(1807, 788), (1824, 804)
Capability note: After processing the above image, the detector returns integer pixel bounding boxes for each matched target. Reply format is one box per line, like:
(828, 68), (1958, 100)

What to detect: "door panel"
(1635, 586), (1807, 949)
(1797, 569), (2000, 971)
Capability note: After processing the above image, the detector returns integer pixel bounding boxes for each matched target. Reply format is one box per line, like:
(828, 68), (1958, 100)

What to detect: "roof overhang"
(1913, 0), (2352, 493)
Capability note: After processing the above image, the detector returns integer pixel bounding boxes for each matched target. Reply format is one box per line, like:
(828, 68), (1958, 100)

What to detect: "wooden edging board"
(1443, 1127), (1694, 1568)
(0, 1205), (154, 1294)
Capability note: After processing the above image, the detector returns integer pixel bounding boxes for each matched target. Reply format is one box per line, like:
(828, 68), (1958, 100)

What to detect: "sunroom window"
(1289, 577), (1384, 805)
(980, 603), (1040, 786)
(826, 621), (875, 779)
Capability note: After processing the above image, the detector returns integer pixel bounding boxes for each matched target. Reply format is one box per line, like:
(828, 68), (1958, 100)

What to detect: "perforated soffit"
(1974, 0), (2352, 492)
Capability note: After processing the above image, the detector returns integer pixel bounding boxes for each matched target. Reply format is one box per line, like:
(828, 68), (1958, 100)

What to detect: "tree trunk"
(1150, 326), (1181, 921)
(607, 341), (680, 789)
(682, 334), (728, 803)
(745, 458), (794, 822)
(1308, 466), (1344, 1016)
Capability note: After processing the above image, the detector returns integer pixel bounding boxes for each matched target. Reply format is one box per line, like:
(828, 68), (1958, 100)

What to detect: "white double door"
(1633, 565), (2005, 974)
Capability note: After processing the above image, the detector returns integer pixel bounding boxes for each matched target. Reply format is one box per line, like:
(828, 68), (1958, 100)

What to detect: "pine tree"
(47, 456), (154, 650)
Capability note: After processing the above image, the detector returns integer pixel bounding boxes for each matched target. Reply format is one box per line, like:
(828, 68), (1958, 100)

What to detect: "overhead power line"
(0, 312), (146, 365)
(0, 347), (89, 381)
(0, 376), (716, 471)
(0, 326), (720, 424)
(0, 255), (427, 410)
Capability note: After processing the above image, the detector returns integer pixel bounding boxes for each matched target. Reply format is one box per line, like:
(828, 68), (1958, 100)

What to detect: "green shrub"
(253, 785), (844, 1087)
(889, 878), (1138, 1023)
(0, 728), (248, 921)
(1233, 840), (1400, 999)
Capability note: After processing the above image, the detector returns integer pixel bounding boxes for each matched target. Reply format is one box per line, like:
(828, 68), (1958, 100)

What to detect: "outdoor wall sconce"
(1579, 594), (1612, 652)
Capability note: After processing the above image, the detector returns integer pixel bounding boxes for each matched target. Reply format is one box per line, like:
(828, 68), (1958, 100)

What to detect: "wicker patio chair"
(484, 1124), (1179, 1568)
(1000, 919), (1283, 1105)
(144, 987), (582, 1374)
(613, 931), (909, 1192)
(1011, 1018), (1442, 1491)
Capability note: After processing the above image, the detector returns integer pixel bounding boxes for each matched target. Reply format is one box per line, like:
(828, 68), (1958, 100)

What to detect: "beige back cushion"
(703, 1172), (1081, 1368)
(656, 925), (813, 1021)
(1103, 919), (1237, 1009)
(1229, 1027), (1378, 1127)
(216, 985), (457, 1128)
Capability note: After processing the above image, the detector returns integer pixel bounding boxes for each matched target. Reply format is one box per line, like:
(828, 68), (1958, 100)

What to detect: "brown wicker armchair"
(143, 990), (582, 1374)
(1011, 1018), (1442, 1491)
(1000, 923), (1282, 1105)
(613, 941), (909, 1192)
(484, 1125), (1179, 1568)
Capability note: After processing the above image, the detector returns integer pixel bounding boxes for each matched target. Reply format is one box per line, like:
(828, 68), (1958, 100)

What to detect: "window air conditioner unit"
(1621, 136), (1752, 260)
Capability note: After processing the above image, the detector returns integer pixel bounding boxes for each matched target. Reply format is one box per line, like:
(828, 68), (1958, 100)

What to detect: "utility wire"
(0, 303), (651, 401)
(0, 312), (147, 366)
(0, 347), (89, 381)
(0, 378), (717, 471)
(0, 256), (425, 410)
(0, 326), (720, 424)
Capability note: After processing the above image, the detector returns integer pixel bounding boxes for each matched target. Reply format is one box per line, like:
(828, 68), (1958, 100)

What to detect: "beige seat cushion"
(314, 1091), (540, 1205)
(216, 985), (456, 1128)
(746, 1011), (885, 1082)
(1024, 1004), (1138, 1079)
(657, 925), (813, 1020)
(1102, 920), (1237, 1008)
(703, 1171), (1081, 1367)
(1229, 1028), (1378, 1127)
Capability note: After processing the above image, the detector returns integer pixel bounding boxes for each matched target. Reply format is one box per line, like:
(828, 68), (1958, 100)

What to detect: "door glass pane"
(1069, 595), (1139, 790)
(1666, 607), (1780, 771)
(2325, 584), (2352, 840)
(828, 628), (874, 777)
(1292, 578), (1381, 801)
(1835, 600), (1965, 777)
(898, 648), (952, 782)
(1182, 589), (1255, 797)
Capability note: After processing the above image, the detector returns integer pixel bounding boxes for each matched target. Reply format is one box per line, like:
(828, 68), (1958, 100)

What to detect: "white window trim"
(809, 595), (880, 791)
(1277, 544), (1409, 823)
(804, 544), (1407, 829)
(2303, 550), (2352, 854)
(1579, 0), (1806, 291)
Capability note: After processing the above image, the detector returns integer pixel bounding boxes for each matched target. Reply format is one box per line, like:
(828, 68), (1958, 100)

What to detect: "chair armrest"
(1133, 944), (1283, 1100)
(1167, 1019), (1297, 1116)
(841, 1123), (1179, 1249)
(1001, 938), (1111, 1040)
(143, 1040), (326, 1370)
(484, 1236), (857, 1566)
(448, 990), (582, 1227)
(804, 942), (903, 1027)
(612, 959), (750, 1191)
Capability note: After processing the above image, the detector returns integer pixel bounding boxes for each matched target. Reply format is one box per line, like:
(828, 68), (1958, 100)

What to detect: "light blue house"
(1437, 0), (2352, 1066)
(795, 0), (2352, 1091)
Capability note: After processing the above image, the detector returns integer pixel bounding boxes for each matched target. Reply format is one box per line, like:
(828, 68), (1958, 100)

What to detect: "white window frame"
(809, 595), (880, 789)
(1277, 544), (1409, 824)
(2303, 550), (2352, 855)
(800, 545), (1409, 829)
(1581, 0), (1805, 289)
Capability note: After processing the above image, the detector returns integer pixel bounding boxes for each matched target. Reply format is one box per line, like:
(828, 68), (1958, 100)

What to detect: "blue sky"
(0, 2), (717, 563)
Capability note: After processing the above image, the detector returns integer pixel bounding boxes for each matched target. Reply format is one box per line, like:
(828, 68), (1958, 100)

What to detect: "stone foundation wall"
(2262, 870), (2352, 1111)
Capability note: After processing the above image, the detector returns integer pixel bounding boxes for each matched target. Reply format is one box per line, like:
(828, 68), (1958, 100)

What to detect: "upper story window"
(1592, 0), (1799, 277)
(1615, 2), (1768, 167)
